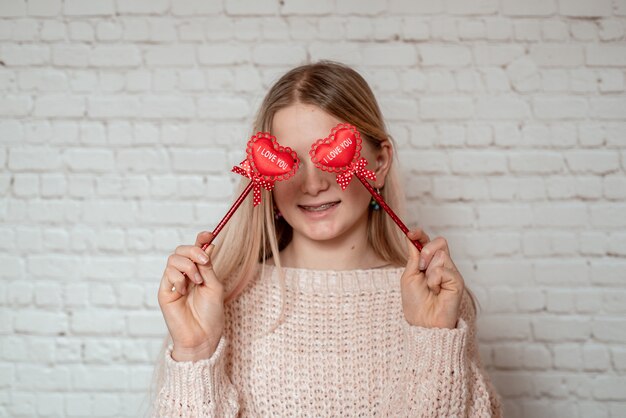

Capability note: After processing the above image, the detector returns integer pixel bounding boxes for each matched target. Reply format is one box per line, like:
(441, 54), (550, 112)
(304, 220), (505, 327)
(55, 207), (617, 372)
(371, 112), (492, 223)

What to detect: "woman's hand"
(401, 229), (465, 329)
(158, 231), (225, 361)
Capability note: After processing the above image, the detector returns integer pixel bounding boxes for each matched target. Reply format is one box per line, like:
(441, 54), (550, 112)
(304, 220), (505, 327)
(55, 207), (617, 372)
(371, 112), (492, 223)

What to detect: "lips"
(298, 201), (340, 212)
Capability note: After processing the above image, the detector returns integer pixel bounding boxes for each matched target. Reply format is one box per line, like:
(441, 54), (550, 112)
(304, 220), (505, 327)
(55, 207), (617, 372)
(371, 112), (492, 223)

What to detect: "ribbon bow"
(232, 160), (274, 206)
(335, 158), (376, 190)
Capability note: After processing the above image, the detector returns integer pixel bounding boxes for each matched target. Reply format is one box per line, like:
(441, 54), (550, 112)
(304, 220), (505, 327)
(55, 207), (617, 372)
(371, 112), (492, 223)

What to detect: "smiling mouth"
(298, 201), (340, 212)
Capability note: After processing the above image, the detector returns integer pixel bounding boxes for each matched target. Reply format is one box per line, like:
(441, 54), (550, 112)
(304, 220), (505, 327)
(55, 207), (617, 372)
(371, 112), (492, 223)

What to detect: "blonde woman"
(153, 62), (501, 417)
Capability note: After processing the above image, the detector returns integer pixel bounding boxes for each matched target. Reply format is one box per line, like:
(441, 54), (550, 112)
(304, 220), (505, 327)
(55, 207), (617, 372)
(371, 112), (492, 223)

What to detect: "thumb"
(197, 244), (219, 283)
(404, 232), (422, 275)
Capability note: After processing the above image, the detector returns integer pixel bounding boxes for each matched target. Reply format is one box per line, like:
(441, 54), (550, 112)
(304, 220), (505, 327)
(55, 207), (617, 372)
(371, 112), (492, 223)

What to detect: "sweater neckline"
(258, 263), (405, 295)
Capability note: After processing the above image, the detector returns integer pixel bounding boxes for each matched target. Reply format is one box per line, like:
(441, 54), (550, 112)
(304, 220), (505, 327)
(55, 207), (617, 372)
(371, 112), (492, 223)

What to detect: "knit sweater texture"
(154, 265), (502, 417)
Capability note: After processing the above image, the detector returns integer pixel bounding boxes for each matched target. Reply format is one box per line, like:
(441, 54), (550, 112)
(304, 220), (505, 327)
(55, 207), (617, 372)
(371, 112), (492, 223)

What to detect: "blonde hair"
(212, 61), (409, 302)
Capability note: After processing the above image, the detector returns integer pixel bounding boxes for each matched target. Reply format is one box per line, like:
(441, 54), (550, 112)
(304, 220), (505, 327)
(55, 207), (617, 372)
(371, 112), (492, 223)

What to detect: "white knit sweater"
(155, 265), (501, 417)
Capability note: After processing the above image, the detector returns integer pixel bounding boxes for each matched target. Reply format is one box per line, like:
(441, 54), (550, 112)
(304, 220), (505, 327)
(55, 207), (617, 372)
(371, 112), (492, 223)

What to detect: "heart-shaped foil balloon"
(246, 132), (299, 182)
(309, 123), (362, 173)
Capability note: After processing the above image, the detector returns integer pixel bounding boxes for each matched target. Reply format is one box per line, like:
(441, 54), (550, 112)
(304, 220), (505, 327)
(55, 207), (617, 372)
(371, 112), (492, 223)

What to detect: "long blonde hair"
(212, 61), (409, 302)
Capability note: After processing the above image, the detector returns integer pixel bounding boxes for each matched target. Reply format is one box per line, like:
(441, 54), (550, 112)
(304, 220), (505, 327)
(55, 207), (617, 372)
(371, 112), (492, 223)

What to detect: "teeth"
(302, 202), (337, 212)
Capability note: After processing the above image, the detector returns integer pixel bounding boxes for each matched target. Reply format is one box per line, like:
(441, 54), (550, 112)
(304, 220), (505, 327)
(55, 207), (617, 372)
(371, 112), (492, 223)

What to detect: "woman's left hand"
(401, 229), (465, 329)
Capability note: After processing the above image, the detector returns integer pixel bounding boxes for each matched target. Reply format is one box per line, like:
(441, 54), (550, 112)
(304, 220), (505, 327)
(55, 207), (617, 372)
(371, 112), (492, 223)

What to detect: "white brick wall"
(0, 1), (625, 417)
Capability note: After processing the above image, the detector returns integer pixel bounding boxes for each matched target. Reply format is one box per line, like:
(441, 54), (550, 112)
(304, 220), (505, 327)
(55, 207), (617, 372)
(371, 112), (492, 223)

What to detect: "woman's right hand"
(158, 231), (225, 362)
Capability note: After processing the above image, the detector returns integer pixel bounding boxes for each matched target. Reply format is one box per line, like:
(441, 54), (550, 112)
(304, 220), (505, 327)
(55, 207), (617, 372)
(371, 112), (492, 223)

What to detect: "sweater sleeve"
(153, 336), (240, 418)
(387, 293), (502, 417)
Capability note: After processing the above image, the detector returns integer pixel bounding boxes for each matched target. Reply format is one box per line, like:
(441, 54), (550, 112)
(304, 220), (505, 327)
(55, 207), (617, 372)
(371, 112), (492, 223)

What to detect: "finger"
(404, 233), (421, 275)
(426, 266), (444, 295)
(159, 266), (187, 301)
(418, 236), (450, 271)
(168, 254), (204, 285)
(195, 231), (215, 248)
(197, 244), (220, 285)
(174, 245), (211, 267)
(407, 228), (430, 247)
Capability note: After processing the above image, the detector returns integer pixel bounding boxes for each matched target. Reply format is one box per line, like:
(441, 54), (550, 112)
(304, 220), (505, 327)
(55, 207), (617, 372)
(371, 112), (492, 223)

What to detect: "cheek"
(272, 180), (296, 208)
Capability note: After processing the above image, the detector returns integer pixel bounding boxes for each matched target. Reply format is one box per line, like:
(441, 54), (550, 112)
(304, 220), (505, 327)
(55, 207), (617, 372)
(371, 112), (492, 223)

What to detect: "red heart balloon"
(309, 124), (362, 173)
(247, 132), (299, 181)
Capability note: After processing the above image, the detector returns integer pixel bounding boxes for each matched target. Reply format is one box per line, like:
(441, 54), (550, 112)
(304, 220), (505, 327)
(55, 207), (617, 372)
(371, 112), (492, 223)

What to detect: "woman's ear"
(373, 139), (393, 189)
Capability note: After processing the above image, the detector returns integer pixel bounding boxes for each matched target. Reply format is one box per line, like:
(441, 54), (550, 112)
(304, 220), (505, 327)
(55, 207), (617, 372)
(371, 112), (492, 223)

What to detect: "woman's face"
(271, 103), (387, 245)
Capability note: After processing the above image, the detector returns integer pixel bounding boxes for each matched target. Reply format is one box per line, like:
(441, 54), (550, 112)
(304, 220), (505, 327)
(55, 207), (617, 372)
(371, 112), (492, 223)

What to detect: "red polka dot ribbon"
(232, 160), (274, 206)
(336, 158), (376, 190)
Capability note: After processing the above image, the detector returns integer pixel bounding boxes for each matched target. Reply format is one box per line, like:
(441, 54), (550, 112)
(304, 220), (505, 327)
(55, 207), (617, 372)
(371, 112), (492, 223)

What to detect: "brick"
(52, 44), (90, 67)
(533, 203), (587, 227)
(9, 147), (62, 171)
(64, 0), (114, 16)
(476, 97), (530, 120)
(1, 0), (26, 16)
(523, 344), (552, 370)
(14, 310), (67, 335)
(502, 0), (556, 16)
(63, 149), (114, 172)
(583, 343), (611, 372)
(390, 0), (443, 13)
(605, 176), (626, 200)
(433, 177), (489, 201)
(138, 201), (195, 225)
(591, 204), (626, 228)
(225, 0), (278, 15)
(591, 98), (626, 120)
(16, 365), (70, 391)
(591, 260), (626, 285)
(514, 20), (541, 41)
(542, 20), (568, 40)
(489, 178), (546, 201)
(33, 95), (85, 117)
(559, 0), (612, 17)
(477, 204), (532, 228)
(335, 0), (385, 14)
(533, 96), (588, 120)
(0, 95), (32, 116)
(458, 21), (485, 40)
(91, 45), (141, 67)
(419, 96), (473, 120)
(450, 151), (507, 174)
(418, 204), (474, 228)
(533, 316), (591, 342)
(399, 150), (448, 174)
(198, 44), (250, 65)
(593, 376), (626, 400)
(117, 148), (169, 173)
(477, 316), (531, 341)
(536, 260), (590, 285)
(598, 70), (624, 93)
(139, 96), (194, 119)
(89, 96), (140, 118)
(71, 310), (125, 335)
(361, 44), (417, 67)
(127, 312), (167, 336)
(171, 0), (222, 15)
(252, 44), (306, 66)
(28, 0), (61, 16)
(116, 0), (168, 14)
(72, 365), (129, 391)
(509, 152), (564, 174)
(566, 150), (619, 174)
(197, 97), (250, 120)
(530, 44), (583, 67)
(144, 45), (195, 67)
(517, 288), (545, 312)
(447, 0), (498, 14)
(1, 44), (50, 66)
(586, 45), (626, 66)
(281, 0), (333, 14)
(419, 44), (471, 67)
(485, 18), (512, 41)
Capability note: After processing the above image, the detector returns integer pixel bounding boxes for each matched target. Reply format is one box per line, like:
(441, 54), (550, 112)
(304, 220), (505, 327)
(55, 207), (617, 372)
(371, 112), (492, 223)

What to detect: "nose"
(299, 161), (330, 196)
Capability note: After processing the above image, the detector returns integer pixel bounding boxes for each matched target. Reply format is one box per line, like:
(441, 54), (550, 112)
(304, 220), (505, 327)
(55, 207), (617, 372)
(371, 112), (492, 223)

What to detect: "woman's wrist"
(172, 338), (220, 362)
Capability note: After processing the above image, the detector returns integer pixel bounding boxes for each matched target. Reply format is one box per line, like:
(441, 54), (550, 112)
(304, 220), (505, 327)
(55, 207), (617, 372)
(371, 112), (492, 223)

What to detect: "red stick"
(201, 181), (254, 251)
(355, 173), (423, 251)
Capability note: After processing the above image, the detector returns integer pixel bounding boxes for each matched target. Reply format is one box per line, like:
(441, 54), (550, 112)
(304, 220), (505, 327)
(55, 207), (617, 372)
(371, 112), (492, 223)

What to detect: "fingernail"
(194, 273), (203, 284)
(418, 259), (425, 271)
(198, 253), (209, 264)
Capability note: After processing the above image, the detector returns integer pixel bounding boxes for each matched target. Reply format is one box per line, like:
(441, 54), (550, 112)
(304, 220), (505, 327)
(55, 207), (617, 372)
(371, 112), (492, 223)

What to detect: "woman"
(153, 61), (501, 417)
